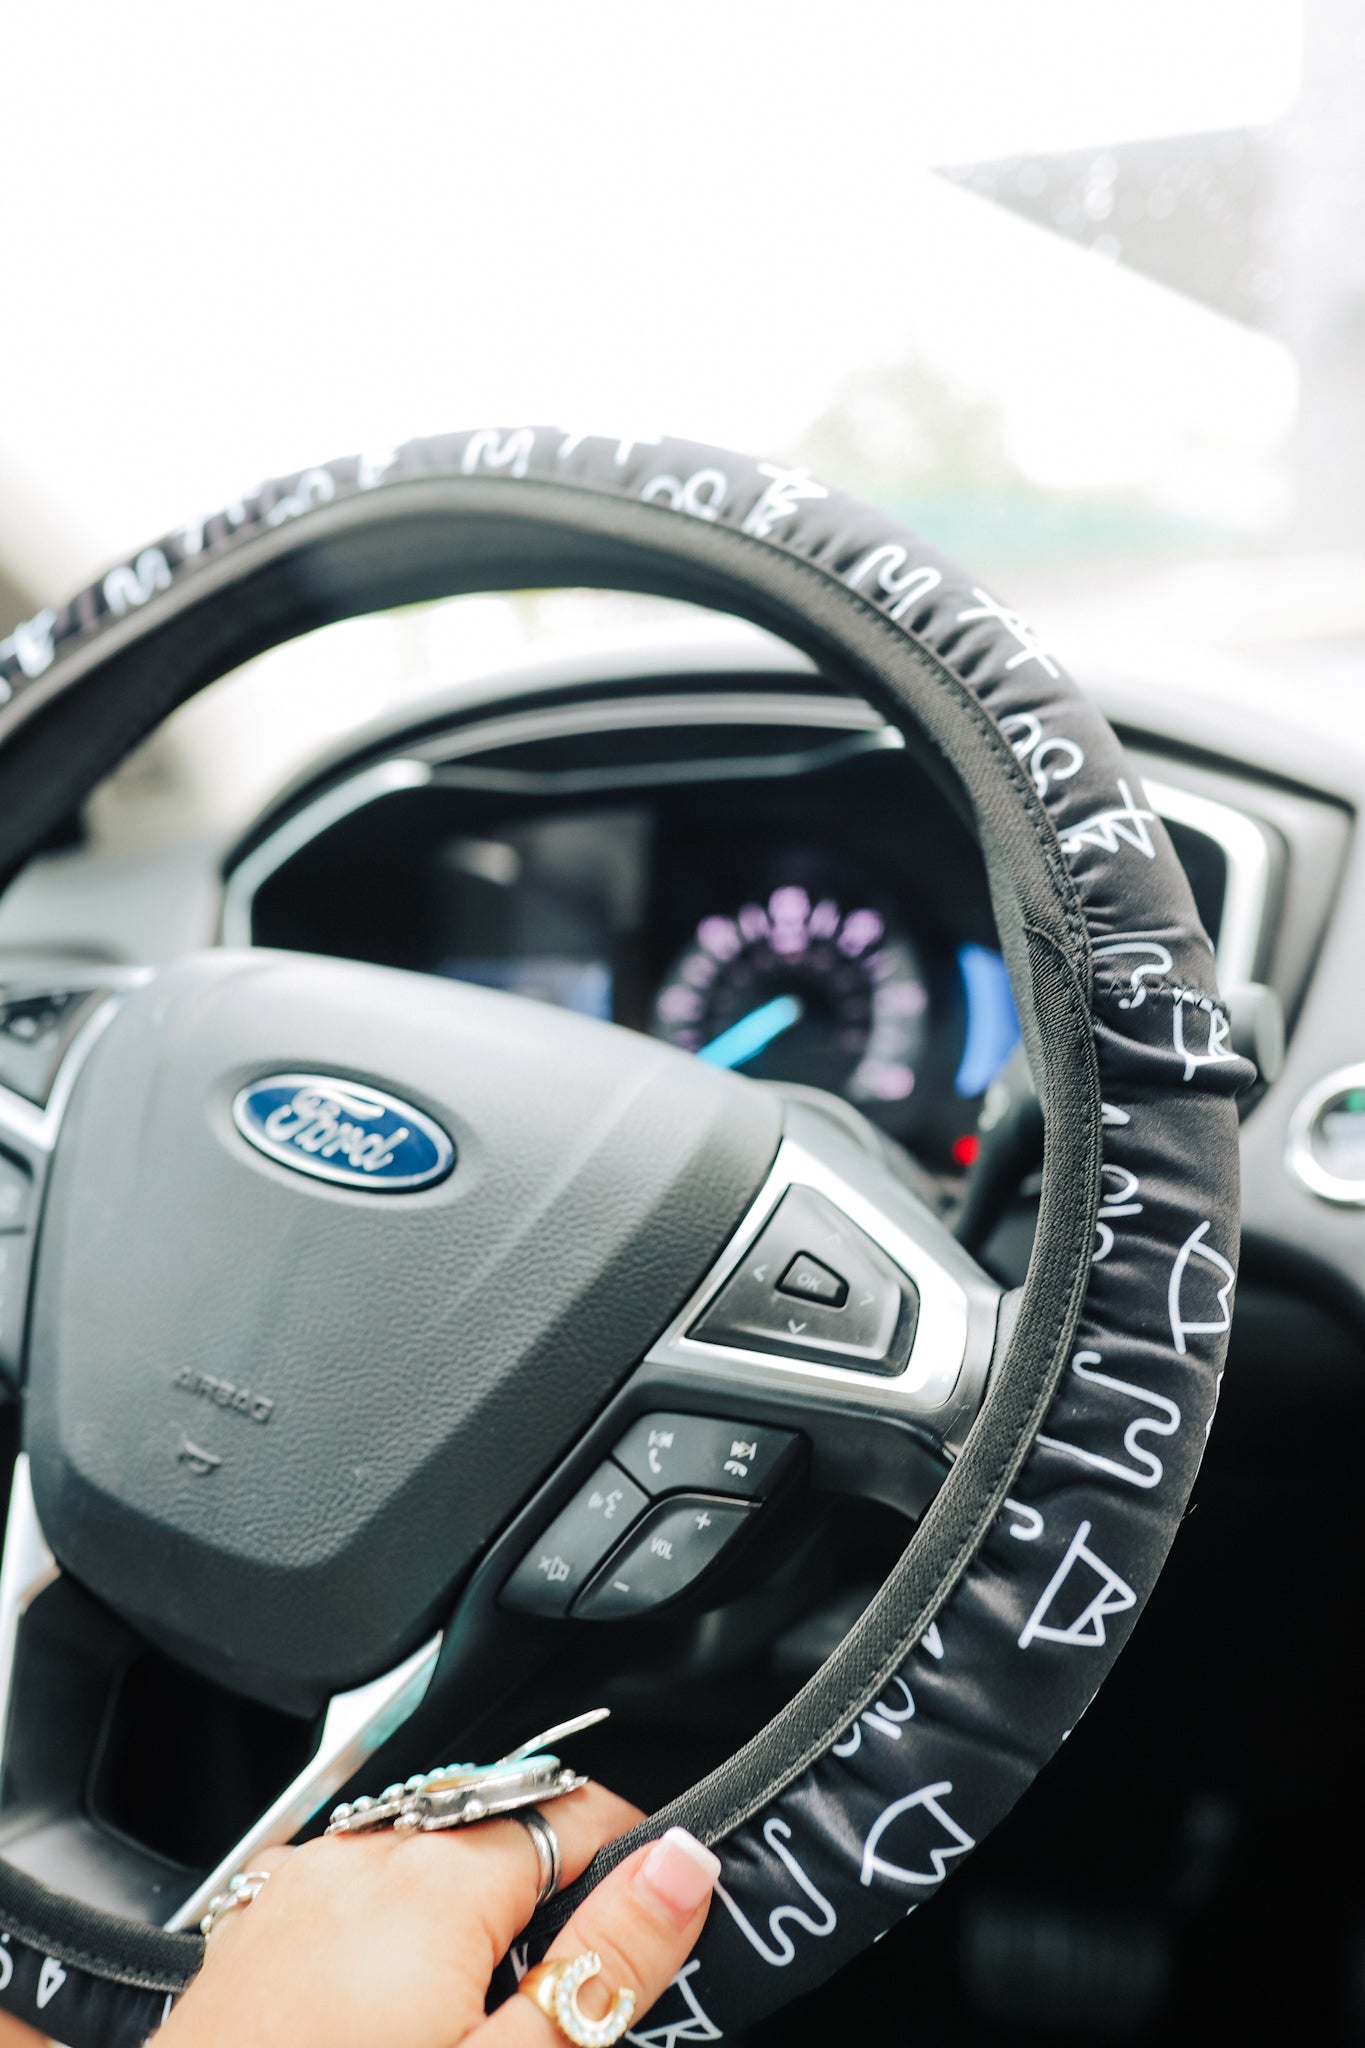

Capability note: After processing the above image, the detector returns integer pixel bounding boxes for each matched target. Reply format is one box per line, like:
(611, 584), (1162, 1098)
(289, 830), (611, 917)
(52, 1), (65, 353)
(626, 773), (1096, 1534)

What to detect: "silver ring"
(199, 1869), (272, 1938)
(516, 1807), (562, 1907)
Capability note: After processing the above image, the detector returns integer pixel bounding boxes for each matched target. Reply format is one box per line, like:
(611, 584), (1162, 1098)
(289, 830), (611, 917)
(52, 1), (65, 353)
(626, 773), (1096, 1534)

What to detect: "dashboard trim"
(1286, 1061), (1365, 1207)
(1142, 776), (1273, 989)
(166, 1632), (442, 1930)
(221, 758), (433, 948)
(0, 1454), (60, 1786)
(416, 689), (893, 754)
(423, 728), (903, 798)
(219, 692), (902, 948)
(220, 694), (1277, 1038)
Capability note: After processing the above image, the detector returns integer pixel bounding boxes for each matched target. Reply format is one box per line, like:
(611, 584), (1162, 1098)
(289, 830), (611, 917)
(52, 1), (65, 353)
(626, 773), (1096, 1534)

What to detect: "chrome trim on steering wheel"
(0, 1444), (441, 1931)
(0, 969), (151, 1154)
(647, 1103), (999, 1459)
(167, 1632), (442, 1930)
(0, 1453), (59, 1771)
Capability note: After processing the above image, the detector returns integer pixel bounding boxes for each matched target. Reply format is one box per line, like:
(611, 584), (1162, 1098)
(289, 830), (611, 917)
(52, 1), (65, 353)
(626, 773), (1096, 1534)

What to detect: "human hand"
(156, 1783), (720, 2048)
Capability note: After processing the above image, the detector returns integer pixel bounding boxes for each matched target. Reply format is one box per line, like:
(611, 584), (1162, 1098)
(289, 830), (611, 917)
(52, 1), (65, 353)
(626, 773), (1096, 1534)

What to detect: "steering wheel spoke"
(489, 1097), (999, 1640)
(653, 1100), (999, 1503)
(0, 1433), (442, 1928)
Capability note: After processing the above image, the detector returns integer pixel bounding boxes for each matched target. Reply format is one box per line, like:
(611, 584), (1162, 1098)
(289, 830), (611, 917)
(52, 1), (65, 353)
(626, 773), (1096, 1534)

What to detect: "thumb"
(477, 1828), (720, 2048)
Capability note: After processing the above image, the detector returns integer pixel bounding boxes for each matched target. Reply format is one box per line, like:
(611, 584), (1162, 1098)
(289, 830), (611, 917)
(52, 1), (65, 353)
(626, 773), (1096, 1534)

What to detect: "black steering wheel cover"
(0, 433), (1249, 2043)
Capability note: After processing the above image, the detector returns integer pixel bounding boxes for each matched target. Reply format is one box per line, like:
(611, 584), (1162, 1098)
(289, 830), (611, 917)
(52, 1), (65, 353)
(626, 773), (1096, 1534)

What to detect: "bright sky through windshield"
(0, 1), (1303, 601)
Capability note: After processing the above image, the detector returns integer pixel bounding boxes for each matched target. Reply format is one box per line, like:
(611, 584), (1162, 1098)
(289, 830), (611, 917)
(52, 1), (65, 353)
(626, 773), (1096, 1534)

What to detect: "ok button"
(777, 1251), (848, 1308)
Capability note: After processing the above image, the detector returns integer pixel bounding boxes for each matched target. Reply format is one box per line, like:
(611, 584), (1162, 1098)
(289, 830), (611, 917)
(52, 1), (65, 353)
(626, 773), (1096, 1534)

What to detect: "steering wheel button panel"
(613, 1411), (801, 1500)
(776, 1251), (847, 1307)
(573, 1495), (755, 1620)
(690, 1183), (918, 1376)
(500, 1461), (648, 1618)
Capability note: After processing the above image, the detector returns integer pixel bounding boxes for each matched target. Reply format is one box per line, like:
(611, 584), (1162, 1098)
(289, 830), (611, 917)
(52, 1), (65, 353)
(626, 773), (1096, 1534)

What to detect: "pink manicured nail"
(634, 1828), (722, 1923)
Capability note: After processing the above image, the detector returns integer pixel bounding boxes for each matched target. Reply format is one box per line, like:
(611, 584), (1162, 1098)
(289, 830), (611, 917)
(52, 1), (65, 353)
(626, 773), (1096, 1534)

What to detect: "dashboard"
(232, 692), (1008, 1170)
(1, 625), (1364, 2040)
(222, 671), (1276, 1185)
(0, 638), (1354, 1257)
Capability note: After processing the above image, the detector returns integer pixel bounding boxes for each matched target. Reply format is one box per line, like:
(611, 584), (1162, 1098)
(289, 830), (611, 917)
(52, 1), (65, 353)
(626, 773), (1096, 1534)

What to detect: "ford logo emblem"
(231, 1074), (455, 1192)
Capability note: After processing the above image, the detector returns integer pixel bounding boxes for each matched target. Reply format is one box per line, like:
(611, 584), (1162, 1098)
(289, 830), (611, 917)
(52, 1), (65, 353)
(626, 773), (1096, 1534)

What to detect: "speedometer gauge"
(651, 886), (929, 1109)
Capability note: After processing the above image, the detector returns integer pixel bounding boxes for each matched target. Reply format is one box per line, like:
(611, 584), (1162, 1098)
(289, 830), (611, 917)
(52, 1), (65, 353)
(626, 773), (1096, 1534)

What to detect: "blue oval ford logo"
(231, 1074), (454, 1192)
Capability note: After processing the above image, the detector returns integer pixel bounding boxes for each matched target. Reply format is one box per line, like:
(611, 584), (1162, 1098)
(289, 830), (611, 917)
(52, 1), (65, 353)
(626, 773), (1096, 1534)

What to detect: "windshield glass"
(2, 0), (1357, 839)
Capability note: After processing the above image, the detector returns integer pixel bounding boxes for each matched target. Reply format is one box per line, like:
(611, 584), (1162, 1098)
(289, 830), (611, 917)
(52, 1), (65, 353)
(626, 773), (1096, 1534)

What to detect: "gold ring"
(518, 1952), (637, 2047)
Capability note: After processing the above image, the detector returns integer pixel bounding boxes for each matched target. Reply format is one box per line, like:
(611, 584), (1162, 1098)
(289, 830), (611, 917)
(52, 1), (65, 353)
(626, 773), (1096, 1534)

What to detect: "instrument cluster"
(241, 692), (1026, 1173)
(422, 814), (1019, 1173)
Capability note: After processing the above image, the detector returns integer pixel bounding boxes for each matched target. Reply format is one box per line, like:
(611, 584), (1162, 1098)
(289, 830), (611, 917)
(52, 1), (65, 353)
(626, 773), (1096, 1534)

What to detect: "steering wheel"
(0, 431), (1247, 2045)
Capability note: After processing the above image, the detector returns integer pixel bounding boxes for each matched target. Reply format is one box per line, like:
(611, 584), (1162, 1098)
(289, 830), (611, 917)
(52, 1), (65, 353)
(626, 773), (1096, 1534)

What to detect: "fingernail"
(634, 1828), (722, 1924)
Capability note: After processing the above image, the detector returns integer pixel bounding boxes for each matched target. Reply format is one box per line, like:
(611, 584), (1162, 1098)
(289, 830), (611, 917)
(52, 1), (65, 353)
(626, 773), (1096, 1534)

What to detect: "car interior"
(1, 8), (1362, 2045)
(1, 564), (1362, 2040)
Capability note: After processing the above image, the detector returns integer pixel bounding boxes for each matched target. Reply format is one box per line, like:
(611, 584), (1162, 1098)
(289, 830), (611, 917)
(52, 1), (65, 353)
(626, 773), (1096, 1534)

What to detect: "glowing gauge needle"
(697, 993), (807, 1070)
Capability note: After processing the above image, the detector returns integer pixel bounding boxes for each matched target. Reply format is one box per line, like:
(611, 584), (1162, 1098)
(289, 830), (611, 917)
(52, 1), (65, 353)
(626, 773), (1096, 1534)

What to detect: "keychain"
(325, 1707), (609, 1836)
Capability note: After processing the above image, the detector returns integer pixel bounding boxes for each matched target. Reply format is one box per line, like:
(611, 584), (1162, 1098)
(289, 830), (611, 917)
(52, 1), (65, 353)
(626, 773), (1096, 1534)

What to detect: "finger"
(462, 1783), (645, 1956)
(0, 2009), (51, 2046)
(478, 1828), (721, 2048)
(160, 1794), (651, 2048)
(316, 1781), (644, 1966)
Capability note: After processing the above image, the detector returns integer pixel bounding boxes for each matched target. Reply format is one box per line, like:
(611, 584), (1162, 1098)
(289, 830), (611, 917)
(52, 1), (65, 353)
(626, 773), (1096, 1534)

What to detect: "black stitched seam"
(536, 926), (1102, 1927)
(0, 1913), (197, 1992)
(1093, 979), (1229, 1009)
(702, 931), (1101, 1811)
(504, 478), (1096, 974)
(0, 467), (1097, 980)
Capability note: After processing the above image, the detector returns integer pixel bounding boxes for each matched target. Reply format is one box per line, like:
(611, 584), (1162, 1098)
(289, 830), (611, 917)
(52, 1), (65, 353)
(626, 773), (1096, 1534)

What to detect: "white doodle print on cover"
(998, 710), (1085, 797)
(1093, 934), (1176, 1009)
(641, 467), (729, 521)
(1037, 1352), (1181, 1490)
(1168, 1220), (1236, 1353)
(955, 590), (1062, 678)
(558, 431), (662, 465)
(462, 427), (537, 480)
(845, 542), (943, 620)
(103, 548), (172, 617)
(860, 1783), (975, 1889)
(740, 464), (828, 539)
(832, 1676), (916, 1759)
(1018, 1520), (1137, 1650)
(623, 1960), (721, 2048)
(0, 608), (57, 686)
(36, 1959), (66, 2013)
(1058, 778), (1158, 860)
(1094, 1162), (1143, 1263)
(713, 1817), (837, 1967)
(1172, 995), (1238, 1081)
(1004, 1497), (1045, 1541)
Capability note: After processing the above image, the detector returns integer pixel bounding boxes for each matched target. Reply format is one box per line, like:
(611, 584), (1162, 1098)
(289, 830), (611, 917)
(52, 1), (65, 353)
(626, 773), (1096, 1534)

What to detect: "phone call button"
(613, 1411), (801, 1501)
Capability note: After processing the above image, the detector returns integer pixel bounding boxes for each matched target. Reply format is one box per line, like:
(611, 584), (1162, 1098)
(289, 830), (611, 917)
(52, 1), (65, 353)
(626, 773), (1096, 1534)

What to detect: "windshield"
(1, 0), (1357, 839)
